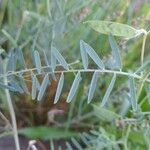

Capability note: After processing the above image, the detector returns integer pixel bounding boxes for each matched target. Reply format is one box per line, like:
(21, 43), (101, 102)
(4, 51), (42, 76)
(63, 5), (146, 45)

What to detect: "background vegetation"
(0, 0), (150, 149)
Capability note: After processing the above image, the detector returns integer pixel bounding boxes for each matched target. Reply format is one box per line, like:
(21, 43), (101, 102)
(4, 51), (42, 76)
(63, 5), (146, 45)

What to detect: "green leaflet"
(93, 105), (120, 122)
(81, 40), (104, 69)
(88, 71), (99, 103)
(54, 73), (64, 104)
(0, 49), (5, 55)
(135, 59), (150, 74)
(51, 47), (57, 72)
(31, 74), (38, 100)
(0, 82), (18, 92)
(128, 76), (138, 112)
(84, 20), (138, 38)
(9, 81), (24, 94)
(34, 50), (42, 74)
(43, 50), (50, 66)
(66, 142), (73, 150)
(46, 47), (56, 80)
(43, 50), (57, 80)
(31, 72), (40, 100)
(71, 138), (82, 150)
(67, 72), (82, 103)
(18, 73), (29, 94)
(17, 48), (27, 69)
(109, 34), (122, 70)
(80, 40), (89, 69)
(6, 51), (16, 72)
(37, 74), (49, 101)
(101, 74), (116, 107)
(52, 46), (69, 70)
(79, 134), (89, 145)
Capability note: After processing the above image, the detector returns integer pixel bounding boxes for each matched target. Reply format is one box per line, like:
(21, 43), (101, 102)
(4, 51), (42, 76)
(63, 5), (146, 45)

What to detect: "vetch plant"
(0, 20), (150, 150)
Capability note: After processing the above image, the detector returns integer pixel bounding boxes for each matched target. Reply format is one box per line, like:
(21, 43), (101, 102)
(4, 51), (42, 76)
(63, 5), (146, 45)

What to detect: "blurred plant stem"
(3, 61), (20, 150)
(141, 30), (150, 65)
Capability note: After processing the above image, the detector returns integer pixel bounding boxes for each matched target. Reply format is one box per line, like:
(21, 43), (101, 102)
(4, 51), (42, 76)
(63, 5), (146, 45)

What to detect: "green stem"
(3, 62), (20, 150)
(124, 124), (131, 150)
(141, 30), (150, 65)
(1, 29), (17, 47)
(1, 67), (150, 83)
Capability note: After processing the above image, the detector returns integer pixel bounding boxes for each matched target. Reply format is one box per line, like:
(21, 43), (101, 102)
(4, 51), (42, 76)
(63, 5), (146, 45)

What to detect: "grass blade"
(67, 72), (82, 103)
(19, 126), (78, 140)
(101, 74), (116, 107)
(54, 73), (64, 104)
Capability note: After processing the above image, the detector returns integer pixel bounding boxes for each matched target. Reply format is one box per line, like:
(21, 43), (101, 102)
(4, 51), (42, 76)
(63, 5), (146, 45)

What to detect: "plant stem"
(141, 33), (147, 65)
(124, 124), (131, 150)
(3, 63), (20, 150)
(141, 30), (150, 65)
(0, 60), (79, 78)
(1, 29), (17, 47)
(0, 111), (12, 128)
(1, 66), (150, 83)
